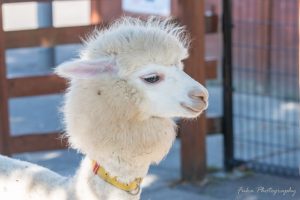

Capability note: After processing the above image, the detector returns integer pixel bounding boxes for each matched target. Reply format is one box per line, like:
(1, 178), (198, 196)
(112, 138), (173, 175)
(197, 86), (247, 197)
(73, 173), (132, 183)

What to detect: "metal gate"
(223, 0), (300, 177)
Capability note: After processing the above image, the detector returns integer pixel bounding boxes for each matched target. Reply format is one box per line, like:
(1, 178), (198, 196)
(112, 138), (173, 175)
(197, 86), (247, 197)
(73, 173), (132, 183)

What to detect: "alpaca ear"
(55, 59), (118, 79)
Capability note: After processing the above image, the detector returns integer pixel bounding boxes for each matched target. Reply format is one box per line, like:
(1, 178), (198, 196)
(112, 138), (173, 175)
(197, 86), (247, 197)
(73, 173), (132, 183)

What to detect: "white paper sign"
(122, 0), (171, 16)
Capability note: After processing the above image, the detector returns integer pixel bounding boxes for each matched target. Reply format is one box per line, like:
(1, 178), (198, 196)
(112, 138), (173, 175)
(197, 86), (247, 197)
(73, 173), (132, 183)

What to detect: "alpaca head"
(55, 17), (208, 164)
(56, 59), (208, 120)
(56, 17), (208, 120)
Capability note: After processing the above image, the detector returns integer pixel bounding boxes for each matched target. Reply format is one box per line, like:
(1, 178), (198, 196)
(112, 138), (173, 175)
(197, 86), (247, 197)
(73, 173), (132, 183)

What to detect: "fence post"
(90, 0), (123, 23)
(90, 0), (102, 24)
(0, 4), (11, 155)
(222, 0), (234, 171)
(179, 0), (207, 181)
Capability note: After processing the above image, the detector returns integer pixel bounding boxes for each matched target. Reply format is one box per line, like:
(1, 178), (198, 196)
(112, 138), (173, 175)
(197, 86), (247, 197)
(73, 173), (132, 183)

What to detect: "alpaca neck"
(73, 156), (147, 200)
(68, 104), (177, 198)
(87, 118), (177, 183)
(86, 155), (149, 184)
(71, 116), (177, 184)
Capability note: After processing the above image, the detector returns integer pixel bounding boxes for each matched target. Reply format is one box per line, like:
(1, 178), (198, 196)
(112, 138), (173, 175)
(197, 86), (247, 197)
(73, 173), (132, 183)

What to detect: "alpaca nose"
(188, 88), (208, 104)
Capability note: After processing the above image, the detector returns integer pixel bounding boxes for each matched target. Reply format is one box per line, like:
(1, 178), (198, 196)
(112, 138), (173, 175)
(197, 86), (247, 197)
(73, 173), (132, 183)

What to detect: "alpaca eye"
(143, 75), (160, 84)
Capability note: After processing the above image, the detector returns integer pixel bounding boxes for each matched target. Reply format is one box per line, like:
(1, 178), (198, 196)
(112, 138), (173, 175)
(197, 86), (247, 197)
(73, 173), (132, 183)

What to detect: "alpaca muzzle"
(181, 87), (209, 113)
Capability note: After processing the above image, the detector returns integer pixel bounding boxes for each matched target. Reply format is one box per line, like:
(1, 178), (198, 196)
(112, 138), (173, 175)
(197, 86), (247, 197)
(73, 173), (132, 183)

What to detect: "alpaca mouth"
(180, 102), (204, 113)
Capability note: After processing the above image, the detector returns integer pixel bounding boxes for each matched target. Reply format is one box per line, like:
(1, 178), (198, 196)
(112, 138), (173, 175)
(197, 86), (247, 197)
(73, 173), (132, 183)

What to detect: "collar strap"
(92, 160), (143, 194)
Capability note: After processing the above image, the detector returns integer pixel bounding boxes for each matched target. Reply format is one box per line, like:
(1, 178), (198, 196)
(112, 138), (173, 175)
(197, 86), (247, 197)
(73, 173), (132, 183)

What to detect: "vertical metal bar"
(263, 0), (274, 171)
(247, 0), (253, 164)
(271, 0), (278, 168)
(179, 0), (207, 181)
(222, 0), (234, 171)
(295, 0), (300, 177)
(37, 2), (55, 67)
(239, 0), (246, 162)
(234, 0), (244, 163)
(265, 0), (273, 95)
(285, 0), (293, 172)
(260, 0), (269, 171)
(290, 0), (296, 173)
(279, 0), (286, 171)
(241, 0), (248, 163)
(251, 0), (257, 163)
(0, 3), (11, 155)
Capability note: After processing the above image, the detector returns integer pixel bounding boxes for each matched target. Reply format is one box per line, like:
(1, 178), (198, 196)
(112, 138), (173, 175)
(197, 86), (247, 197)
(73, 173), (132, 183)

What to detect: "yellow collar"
(92, 160), (143, 194)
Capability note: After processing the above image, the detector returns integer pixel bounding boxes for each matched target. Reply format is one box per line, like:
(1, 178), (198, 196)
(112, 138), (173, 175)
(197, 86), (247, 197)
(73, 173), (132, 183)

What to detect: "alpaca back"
(0, 155), (69, 200)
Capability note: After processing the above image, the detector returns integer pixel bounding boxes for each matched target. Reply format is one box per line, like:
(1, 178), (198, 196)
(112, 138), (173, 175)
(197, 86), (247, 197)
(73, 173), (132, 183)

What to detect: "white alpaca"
(0, 17), (208, 200)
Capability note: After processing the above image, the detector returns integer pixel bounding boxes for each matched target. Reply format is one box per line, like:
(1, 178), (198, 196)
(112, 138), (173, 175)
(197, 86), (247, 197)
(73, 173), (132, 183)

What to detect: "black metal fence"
(223, 0), (299, 177)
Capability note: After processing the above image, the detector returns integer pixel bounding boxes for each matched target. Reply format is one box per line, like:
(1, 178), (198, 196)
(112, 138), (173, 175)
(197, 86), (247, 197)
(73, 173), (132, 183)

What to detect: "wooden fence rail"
(4, 25), (97, 49)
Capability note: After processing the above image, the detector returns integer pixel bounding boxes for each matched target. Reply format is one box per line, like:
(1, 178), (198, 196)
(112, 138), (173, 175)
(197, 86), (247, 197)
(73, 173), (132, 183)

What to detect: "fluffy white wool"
(0, 17), (207, 200)
(81, 17), (190, 76)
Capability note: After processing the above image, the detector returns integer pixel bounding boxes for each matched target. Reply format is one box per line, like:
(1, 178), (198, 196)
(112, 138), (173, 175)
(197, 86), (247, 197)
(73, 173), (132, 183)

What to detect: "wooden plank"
(8, 74), (67, 98)
(205, 57), (217, 80)
(10, 132), (68, 154)
(0, 4), (11, 155)
(4, 25), (99, 49)
(179, 0), (207, 181)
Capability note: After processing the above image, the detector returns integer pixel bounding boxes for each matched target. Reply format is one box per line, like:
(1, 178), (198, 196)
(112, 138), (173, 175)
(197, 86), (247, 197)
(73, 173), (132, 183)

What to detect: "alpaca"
(0, 17), (208, 200)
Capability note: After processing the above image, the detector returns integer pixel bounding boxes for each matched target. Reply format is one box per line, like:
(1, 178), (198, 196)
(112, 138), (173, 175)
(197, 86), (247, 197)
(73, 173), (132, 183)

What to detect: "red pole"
(179, 0), (207, 181)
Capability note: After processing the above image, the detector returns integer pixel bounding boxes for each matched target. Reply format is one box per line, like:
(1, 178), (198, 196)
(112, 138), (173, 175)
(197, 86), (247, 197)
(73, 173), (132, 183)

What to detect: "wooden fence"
(0, 0), (219, 181)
